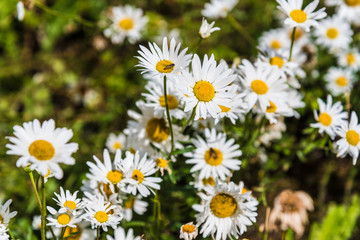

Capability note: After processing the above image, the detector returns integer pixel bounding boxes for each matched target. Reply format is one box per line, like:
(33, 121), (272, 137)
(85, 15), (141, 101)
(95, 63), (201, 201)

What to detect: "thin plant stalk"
(193, 37), (202, 53)
(8, 229), (15, 240)
(163, 76), (175, 159)
(182, 106), (197, 132)
(59, 227), (66, 240)
(288, 27), (296, 61)
(29, 171), (43, 209)
(96, 226), (100, 240)
(226, 13), (255, 46)
(40, 176), (47, 240)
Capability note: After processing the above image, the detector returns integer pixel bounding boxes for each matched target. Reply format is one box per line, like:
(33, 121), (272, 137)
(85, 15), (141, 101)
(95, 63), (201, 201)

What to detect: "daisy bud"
(199, 18), (220, 39)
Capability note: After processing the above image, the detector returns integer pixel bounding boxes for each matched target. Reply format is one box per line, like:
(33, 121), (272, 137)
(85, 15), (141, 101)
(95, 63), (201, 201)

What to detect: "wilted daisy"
(269, 190), (313, 238)
(202, 0), (238, 19)
(136, 37), (192, 78)
(325, 0), (360, 25)
(53, 187), (82, 213)
(336, 111), (360, 164)
(310, 95), (348, 139)
(106, 133), (126, 153)
(199, 18), (220, 38)
(185, 128), (242, 181)
(238, 59), (288, 112)
(325, 67), (354, 96)
(123, 196), (148, 221)
(337, 48), (360, 71)
(277, 0), (327, 32)
(107, 227), (141, 240)
(6, 119), (78, 179)
(180, 222), (198, 240)
(104, 5), (148, 44)
(121, 151), (162, 197)
(314, 16), (353, 53)
(194, 182), (258, 240)
(179, 54), (237, 120)
(47, 207), (81, 228)
(0, 199), (17, 226)
(82, 194), (122, 231)
(258, 28), (290, 51)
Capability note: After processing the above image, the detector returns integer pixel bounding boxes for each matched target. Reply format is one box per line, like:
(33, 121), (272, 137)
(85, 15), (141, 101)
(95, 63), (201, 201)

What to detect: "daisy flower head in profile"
(6, 119), (78, 179)
(238, 59), (288, 112)
(121, 151), (162, 197)
(47, 207), (81, 229)
(324, 67), (354, 96)
(314, 16), (353, 53)
(202, 0), (238, 19)
(107, 227), (141, 240)
(185, 128), (242, 181)
(337, 48), (360, 71)
(194, 181), (258, 240)
(336, 111), (360, 164)
(310, 95), (348, 139)
(258, 28), (290, 52)
(180, 222), (198, 240)
(178, 54), (237, 120)
(0, 199), (17, 227)
(53, 187), (82, 214)
(136, 37), (192, 79)
(106, 133), (126, 153)
(122, 196), (148, 221)
(199, 18), (220, 39)
(276, 0), (327, 32)
(104, 5), (148, 45)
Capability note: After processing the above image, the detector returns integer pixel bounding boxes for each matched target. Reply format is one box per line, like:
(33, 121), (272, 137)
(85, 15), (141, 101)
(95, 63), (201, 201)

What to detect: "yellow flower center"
(94, 211), (108, 223)
(346, 130), (360, 146)
(57, 214), (71, 225)
(210, 193), (237, 218)
(318, 112), (332, 126)
(347, 53), (355, 65)
(290, 9), (307, 23)
(132, 169), (145, 183)
(156, 60), (175, 73)
(155, 158), (168, 168)
(266, 101), (277, 113)
(182, 224), (196, 233)
(241, 187), (248, 194)
(28, 140), (55, 161)
(270, 40), (281, 49)
(107, 170), (123, 184)
(113, 142), (122, 150)
(64, 201), (77, 210)
(204, 148), (223, 166)
(125, 197), (135, 209)
(202, 177), (216, 186)
(159, 94), (179, 109)
(193, 80), (215, 102)
(146, 118), (170, 143)
(63, 226), (81, 240)
(118, 18), (134, 30)
(98, 182), (115, 197)
(335, 76), (348, 87)
(344, 0), (360, 6)
(251, 80), (268, 95)
(326, 28), (339, 39)
(270, 56), (284, 68)
(219, 105), (231, 112)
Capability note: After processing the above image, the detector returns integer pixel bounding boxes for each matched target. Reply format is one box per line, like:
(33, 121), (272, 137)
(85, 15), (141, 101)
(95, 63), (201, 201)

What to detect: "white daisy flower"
(194, 181), (258, 240)
(336, 111), (360, 164)
(121, 151), (162, 197)
(82, 193), (122, 231)
(143, 80), (186, 119)
(258, 28), (290, 52)
(153, 155), (172, 176)
(6, 119), (78, 179)
(123, 196), (148, 221)
(47, 206), (81, 228)
(325, 67), (354, 96)
(259, 118), (287, 146)
(178, 54), (237, 120)
(0, 225), (9, 240)
(287, 90), (305, 118)
(277, 0), (327, 32)
(107, 227), (141, 240)
(214, 93), (248, 124)
(86, 149), (127, 194)
(202, 0), (238, 19)
(314, 16), (353, 53)
(337, 48), (360, 71)
(53, 187), (82, 213)
(199, 18), (220, 38)
(238, 59), (288, 112)
(180, 222), (198, 240)
(136, 37), (192, 78)
(325, 0), (360, 25)
(310, 95), (348, 139)
(32, 215), (42, 230)
(106, 133), (126, 153)
(104, 5), (147, 44)
(255, 98), (295, 124)
(0, 199), (17, 226)
(185, 128), (242, 181)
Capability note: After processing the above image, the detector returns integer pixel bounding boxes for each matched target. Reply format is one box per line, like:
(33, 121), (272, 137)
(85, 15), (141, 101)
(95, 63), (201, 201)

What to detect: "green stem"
(226, 13), (255, 46)
(96, 227), (100, 240)
(29, 171), (43, 210)
(40, 176), (46, 240)
(192, 37), (202, 53)
(163, 76), (175, 159)
(182, 106), (197, 132)
(288, 27), (296, 61)
(59, 227), (66, 240)
(49, 227), (56, 240)
(8, 228), (15, 240)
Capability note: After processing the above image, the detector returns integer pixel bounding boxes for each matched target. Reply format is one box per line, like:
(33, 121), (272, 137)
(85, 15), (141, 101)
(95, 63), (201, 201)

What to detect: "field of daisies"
(1, 0), (360, 239)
